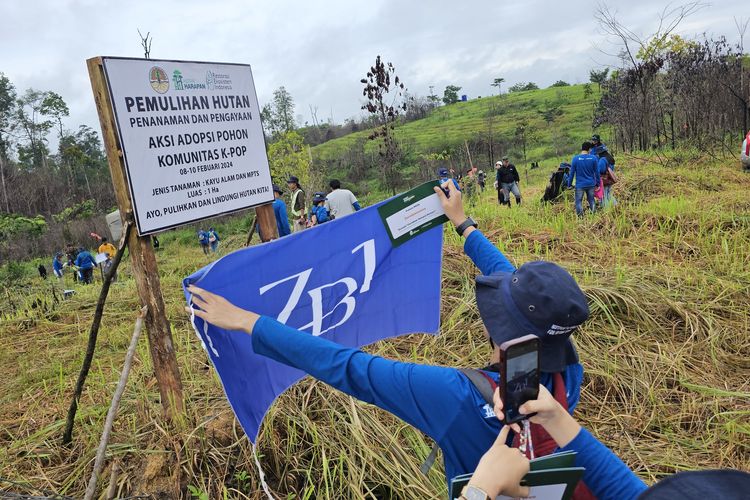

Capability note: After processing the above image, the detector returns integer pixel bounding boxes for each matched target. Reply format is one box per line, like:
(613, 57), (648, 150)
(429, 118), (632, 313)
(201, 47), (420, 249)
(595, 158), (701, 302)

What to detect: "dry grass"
(1, 157), (748, 498)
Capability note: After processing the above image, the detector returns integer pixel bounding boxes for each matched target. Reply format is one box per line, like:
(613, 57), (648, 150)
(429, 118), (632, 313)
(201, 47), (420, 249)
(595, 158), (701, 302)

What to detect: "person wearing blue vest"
(198, 230), (210, 255)
(74, 247), (96, 284)
(187, 181), (590, 487)
(272, 185), (291, 237)
(568, 142), (601, 216)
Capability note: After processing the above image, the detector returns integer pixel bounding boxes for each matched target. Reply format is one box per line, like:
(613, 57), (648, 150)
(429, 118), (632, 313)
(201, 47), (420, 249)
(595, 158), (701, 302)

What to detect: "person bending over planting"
(186, 181), (591, 487)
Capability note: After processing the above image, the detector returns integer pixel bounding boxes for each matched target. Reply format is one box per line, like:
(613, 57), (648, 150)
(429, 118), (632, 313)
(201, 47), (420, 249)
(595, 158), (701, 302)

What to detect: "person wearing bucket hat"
(308, 192), (331, 226)
(272, 185), (291, 237)
(286, 176), (307, 232)
(467, 383), (750, 500)
(434, 180), (588, 373)
(188, 179), (588, 488)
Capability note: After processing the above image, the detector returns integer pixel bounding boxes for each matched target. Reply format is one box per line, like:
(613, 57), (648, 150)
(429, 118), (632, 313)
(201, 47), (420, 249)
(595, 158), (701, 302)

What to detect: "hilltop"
(312, 83), (601, 193)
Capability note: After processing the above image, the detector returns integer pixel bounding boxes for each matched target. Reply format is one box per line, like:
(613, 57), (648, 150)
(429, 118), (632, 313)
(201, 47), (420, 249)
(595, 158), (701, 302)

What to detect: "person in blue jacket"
(52, 253), (65, 281)
(74, 247), (96, 285)
(308, 192), (330, 226)
(198, 230), (210, 255)
(439, 167), (461, 191)
(272, 185), (292, 237)
(208, 227), (220, 253)
(187, 181), (590, 486)
(568, 142), (601, 216)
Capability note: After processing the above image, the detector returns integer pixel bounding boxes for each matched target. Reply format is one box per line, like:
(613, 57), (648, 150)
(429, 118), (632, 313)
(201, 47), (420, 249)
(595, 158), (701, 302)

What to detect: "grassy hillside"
(313, 84), (604, 190)
(1, 154), (748, 498)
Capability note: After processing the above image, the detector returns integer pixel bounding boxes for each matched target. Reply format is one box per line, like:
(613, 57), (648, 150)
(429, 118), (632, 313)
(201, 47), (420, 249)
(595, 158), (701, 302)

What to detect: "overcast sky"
(1, 0), (746, 137)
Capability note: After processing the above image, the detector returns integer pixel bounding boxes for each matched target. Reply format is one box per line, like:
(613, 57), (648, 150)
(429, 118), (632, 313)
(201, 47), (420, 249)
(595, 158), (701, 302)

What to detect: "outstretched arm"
(187, 286), (466, 442)
(433, 181), (515, 275)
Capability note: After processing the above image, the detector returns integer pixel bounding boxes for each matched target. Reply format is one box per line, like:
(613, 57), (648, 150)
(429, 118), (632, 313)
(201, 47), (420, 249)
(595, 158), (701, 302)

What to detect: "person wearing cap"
(186, 181), (588, 486)
(272, 185), (291, 237)
(308, 192), (331, 226)
(325, 179), (361, 218)
(568, 142), (601, 216)
(286, 176), (307, 232)
(493, 157), (521, 206)
(468, 384), (750, 500)
(438, 167), (461, 191)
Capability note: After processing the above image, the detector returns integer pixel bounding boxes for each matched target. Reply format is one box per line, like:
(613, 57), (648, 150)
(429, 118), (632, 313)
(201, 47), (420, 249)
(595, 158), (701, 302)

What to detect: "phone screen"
(503, 341), (540, 424)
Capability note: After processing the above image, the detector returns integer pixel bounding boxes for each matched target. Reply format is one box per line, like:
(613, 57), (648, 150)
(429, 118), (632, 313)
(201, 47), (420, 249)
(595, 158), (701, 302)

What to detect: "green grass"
(0, 155), (748, 498)
(313, 84), (604, 187)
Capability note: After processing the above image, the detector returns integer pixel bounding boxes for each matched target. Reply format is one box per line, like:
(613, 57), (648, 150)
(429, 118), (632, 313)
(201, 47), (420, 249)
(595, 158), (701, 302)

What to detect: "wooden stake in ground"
(63, 221), (133, 445)
(87, 57), (184, 418)
(84, 306), (147, 500)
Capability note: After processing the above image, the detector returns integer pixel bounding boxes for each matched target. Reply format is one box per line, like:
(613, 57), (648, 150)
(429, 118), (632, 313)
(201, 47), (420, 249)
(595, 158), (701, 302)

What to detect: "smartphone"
(499, 334), (540, 424)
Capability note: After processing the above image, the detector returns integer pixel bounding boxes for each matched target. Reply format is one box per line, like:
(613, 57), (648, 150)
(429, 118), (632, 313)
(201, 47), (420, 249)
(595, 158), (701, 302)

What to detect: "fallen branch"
(84, 306), (147, 500)
(63, 220), (133, 445)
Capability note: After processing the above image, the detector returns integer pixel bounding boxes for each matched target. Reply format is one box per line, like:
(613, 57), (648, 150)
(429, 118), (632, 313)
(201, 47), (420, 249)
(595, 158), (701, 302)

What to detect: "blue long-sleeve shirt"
(52, 258), (64, 273)
(272, 198), (291, 237)
(569, 153), (601, 189)
(559, 428), (647, 499)
(249, 230), (583, 484)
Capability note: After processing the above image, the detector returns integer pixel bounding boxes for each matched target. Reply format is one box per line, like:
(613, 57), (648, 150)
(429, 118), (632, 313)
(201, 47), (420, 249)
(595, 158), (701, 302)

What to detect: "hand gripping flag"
(183, 204), (443, 443)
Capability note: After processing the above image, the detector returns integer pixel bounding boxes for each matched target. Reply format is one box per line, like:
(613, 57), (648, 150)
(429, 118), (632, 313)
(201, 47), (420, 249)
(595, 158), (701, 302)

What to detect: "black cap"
(591, 134), (601, 142)
(287, 176), (299, 184)
(272, 184), (283, 194)
(475, 261), (589, 373)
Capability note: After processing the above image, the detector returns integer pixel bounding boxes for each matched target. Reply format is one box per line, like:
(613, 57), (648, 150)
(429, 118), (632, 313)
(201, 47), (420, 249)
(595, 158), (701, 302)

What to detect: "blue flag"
(183, 204), (443, 443)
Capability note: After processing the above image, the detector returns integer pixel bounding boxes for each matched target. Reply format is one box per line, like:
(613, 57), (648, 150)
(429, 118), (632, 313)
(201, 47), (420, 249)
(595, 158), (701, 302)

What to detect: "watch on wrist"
(461, 485), (491, 500)
(455, 217), (478, 236)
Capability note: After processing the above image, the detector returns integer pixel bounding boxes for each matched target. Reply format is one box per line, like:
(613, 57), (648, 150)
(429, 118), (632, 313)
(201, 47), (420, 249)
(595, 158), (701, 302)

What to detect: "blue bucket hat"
(438, 168), (449, 177)
(475, 261), (589, 373)
(639, 469), (750, 499)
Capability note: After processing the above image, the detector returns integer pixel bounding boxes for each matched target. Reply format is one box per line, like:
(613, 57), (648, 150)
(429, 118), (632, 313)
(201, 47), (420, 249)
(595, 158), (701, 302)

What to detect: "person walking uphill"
(186, 181), (591, 486)
(568, 142), (601, 216)
(287, 176), (307, 232)
(494, 157), (521, 206)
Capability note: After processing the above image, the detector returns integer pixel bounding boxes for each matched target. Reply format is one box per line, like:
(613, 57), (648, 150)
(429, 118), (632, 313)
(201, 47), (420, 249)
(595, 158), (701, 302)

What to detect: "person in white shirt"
(325, 179), (361, 218)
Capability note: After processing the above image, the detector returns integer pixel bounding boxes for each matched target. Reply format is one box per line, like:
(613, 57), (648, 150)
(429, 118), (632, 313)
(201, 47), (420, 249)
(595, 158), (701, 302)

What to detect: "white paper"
(102, 58), (274, 234)
(496, 483), (567, 500)
(384, 192), (445, 239)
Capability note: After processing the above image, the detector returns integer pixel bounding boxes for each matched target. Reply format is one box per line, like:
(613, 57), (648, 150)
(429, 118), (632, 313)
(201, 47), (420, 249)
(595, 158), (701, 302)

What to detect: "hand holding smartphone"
(499, 334), (540, 425)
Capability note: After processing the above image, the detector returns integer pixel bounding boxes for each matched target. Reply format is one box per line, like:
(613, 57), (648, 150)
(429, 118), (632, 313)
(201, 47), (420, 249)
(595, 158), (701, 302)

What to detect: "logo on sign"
(259, 239), (376, 336)
(149, 66), (169, 94)
(172, 70), (184, 90)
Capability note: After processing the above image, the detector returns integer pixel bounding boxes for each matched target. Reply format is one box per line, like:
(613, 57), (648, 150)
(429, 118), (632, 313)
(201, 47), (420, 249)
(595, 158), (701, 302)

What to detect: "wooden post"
(87, 57), (184, 417)
(255, 203), (278, 243)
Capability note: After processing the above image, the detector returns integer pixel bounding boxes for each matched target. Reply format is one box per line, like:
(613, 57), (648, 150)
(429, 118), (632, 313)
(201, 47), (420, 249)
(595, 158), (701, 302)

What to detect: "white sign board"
(101, 57), (274, 235)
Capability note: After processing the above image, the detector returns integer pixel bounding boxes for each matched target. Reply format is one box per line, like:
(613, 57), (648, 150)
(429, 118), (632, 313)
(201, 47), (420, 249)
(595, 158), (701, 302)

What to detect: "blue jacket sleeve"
(352, 201), (361, 211)
(251, 316), (467, 442)
(558, 428), (647, 500)
(463, 230), (516, 275)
